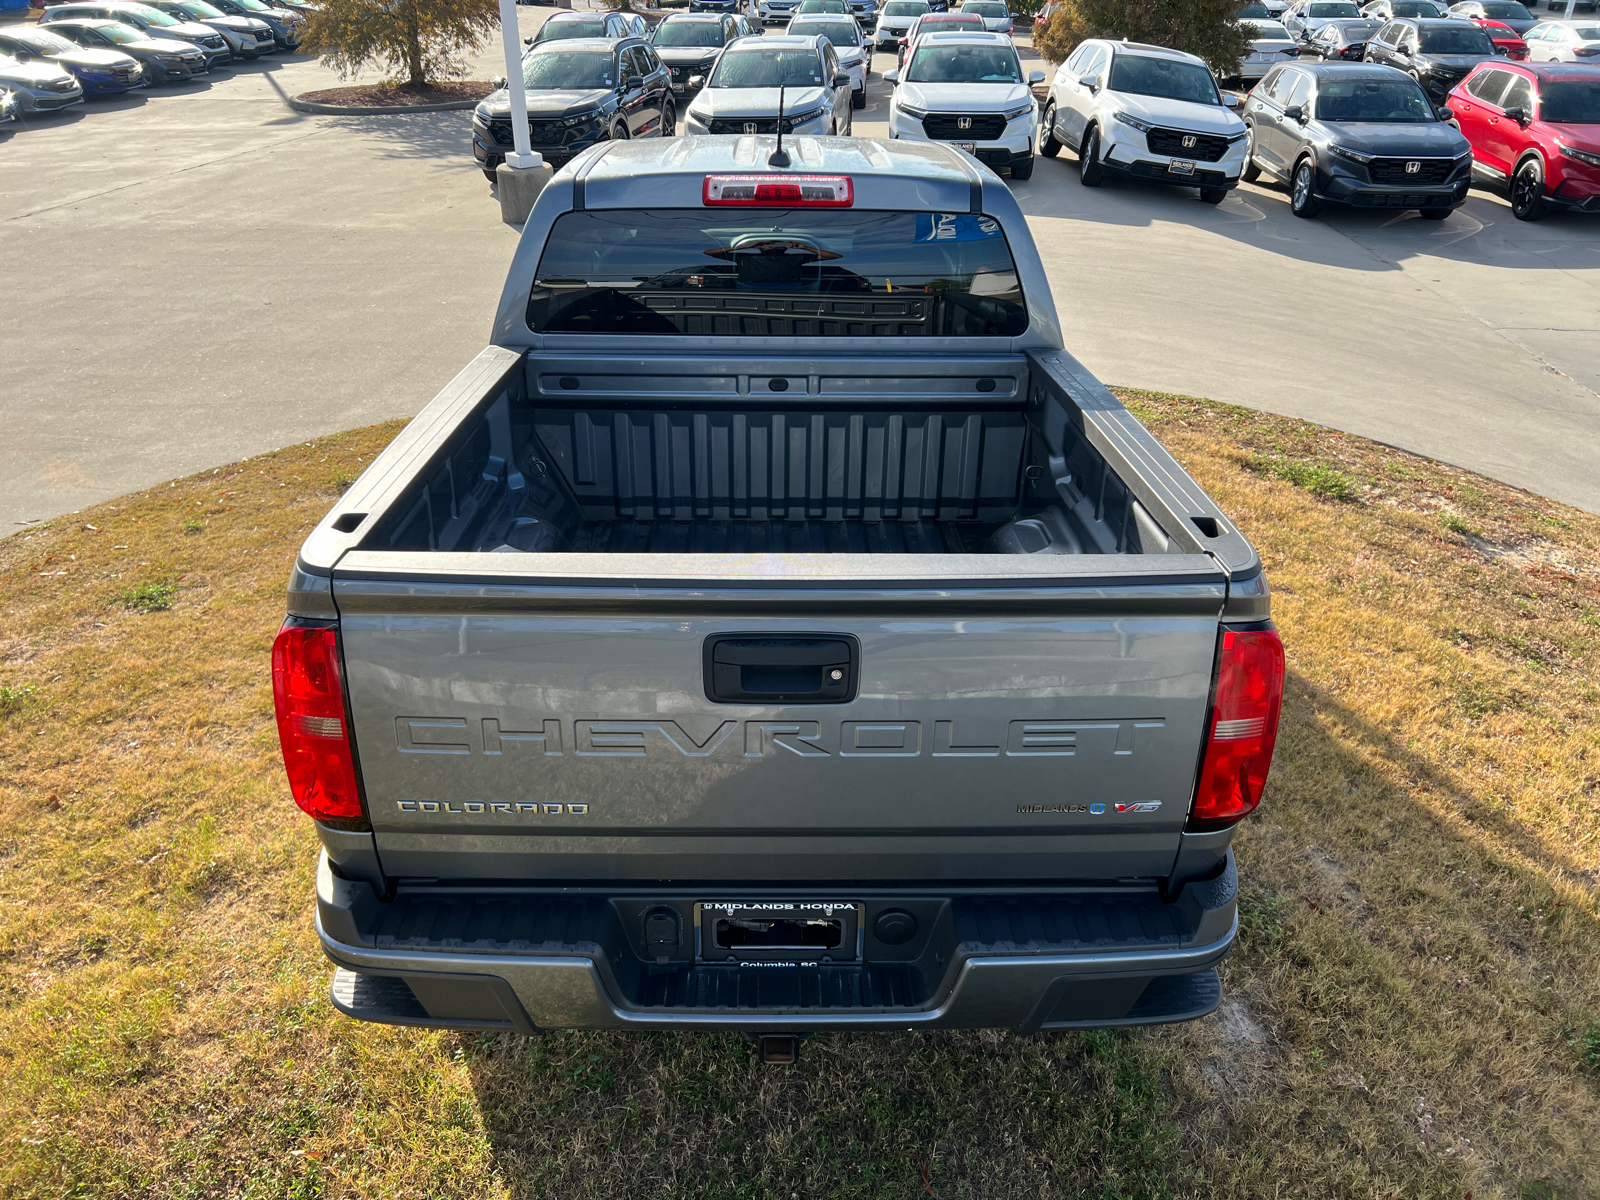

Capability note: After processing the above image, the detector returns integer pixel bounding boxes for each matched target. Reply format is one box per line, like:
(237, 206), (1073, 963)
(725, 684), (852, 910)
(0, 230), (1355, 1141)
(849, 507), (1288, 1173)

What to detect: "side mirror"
(1028, 68), (1044, 83)
(1224, 92), (1243, 108)
(689, 73), (705, 87)
(491, 74), (507, 89)
(1396, 43), (1411, 55)
(1504, 104), (1530, 125)
(522, 35), (533, 44)
(833, 71), (850, 85)
(883, 66), (899, 82)
(1080, 73), (1101, 91)
(1435, 105), (1454, 120)
(1284, 103), (1305, 120)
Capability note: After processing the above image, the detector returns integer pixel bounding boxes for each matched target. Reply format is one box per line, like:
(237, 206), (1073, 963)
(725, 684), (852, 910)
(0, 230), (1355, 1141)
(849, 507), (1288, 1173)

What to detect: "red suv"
(1473, 18), (1529, 58)
(1448, 60), (1600, 218)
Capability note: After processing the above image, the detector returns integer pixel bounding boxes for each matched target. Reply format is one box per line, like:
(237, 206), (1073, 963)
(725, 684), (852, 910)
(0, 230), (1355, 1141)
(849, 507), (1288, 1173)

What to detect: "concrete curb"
(286, 94), (482, 115)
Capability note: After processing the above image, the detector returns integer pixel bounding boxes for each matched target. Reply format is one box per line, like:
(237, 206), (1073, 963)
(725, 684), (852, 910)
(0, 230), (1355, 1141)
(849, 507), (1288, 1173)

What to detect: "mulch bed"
(296, 80), (495, 107)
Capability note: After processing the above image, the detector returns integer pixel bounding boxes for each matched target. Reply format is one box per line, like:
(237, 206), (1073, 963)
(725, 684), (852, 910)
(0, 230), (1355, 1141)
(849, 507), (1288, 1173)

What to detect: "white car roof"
(1086, 38), (1209, 67)
(919, 29), (1014, 43)
(746, 34), (822, 46)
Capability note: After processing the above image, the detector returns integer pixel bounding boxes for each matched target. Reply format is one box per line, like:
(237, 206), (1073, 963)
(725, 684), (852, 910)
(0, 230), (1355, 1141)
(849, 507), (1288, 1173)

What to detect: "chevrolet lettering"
(278, 137), (1284, 1049)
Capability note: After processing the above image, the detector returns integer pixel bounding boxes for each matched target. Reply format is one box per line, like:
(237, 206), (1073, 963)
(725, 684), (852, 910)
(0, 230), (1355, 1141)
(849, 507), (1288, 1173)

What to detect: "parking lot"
(2, 3), (1598, 530)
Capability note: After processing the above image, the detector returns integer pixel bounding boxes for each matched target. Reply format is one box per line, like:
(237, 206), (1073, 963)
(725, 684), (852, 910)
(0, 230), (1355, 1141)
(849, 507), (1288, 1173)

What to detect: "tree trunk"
(405, 0), (424, 86)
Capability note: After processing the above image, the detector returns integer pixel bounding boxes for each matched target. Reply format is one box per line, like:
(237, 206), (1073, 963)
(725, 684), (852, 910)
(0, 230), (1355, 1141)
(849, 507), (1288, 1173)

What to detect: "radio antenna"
(769, 84), (791, 168)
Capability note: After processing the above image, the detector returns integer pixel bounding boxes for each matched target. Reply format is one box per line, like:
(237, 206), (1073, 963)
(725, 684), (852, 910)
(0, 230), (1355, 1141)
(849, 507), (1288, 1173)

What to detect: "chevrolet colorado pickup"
(274, 137), (1284, 1053)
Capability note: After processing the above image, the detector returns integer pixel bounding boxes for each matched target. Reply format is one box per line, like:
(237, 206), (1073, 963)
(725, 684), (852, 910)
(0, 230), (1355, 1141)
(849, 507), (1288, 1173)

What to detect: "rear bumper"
(315, 850), (1240, 1034)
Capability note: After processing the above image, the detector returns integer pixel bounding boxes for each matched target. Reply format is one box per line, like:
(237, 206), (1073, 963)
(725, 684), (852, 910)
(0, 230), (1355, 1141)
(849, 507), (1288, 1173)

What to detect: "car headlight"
(897, 101), (928, 118)
(562, 109), (602, 126)
(1562, 145), (1600, 168)
(1001, 100), (1035, 119)
(785, 104), (826, 125)
(1113, 111), (1152, 133)
(1328, 142), (1374, 164)
(473, 103), (492, 122)
(158, 54), (186, 63)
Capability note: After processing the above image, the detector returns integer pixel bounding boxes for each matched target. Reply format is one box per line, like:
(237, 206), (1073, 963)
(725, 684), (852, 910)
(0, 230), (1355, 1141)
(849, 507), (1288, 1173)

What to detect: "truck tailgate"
(336, 572), (1225, 884)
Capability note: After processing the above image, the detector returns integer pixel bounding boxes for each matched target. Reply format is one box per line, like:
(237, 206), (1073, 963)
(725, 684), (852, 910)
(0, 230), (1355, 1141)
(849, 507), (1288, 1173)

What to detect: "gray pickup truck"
(272, 137), (1283, 1059)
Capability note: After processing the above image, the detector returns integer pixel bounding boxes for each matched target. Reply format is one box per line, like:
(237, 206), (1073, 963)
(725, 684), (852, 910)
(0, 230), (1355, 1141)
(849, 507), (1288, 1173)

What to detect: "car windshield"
(13, 29), (80, 52)
(1479, 1), (1531, 15)
(798, 0), (848, 10)
(179, 1), (227, 16)
(529, 209), (1028, 338)
(533, 19), (607, 42)
(122, 4), (182, 24)
(709, 47), (823, 86)
(1246, 19), (1291, 35)
(1391, 2), (1439, 15)
(884, 1), (930, 14)
(95, 22), (146, 42)
(1108, 53), (1220, 103)
(1541, 80), (1600, 121)
(1306, 2), (1360, 14)
(790, 19), (860, 43)
(1237, 1), (1273, 13)
(906, 43), (1021, 81)
(1418, 25), (1492, 50)
(961, 2), (1008, 14)
(521, 48), (615, 88)
(654, 20), (725, 45)
(1316, 76), (1434, 118)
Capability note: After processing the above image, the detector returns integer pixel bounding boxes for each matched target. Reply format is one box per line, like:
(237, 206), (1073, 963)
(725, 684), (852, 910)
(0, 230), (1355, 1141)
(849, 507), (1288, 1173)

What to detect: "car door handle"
(704, 635), (859, 704)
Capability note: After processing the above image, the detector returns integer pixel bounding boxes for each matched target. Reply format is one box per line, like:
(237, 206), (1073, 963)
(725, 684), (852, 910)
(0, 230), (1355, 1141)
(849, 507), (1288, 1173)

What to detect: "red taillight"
(271, 620), (366, 827)
(703, 174), (854, 207)
(1188, 627), (1285, 832)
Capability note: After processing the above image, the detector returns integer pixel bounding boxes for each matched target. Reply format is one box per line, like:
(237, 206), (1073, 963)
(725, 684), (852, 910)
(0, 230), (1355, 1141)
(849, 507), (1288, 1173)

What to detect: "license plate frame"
(695, 899), (862, 963)
(956, 141), (977, 154)
(1169, 159), (1197, 176)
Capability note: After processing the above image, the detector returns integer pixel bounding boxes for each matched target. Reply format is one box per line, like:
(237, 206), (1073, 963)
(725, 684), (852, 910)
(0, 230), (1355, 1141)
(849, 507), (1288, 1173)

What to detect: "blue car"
(0, 24), (145, 95)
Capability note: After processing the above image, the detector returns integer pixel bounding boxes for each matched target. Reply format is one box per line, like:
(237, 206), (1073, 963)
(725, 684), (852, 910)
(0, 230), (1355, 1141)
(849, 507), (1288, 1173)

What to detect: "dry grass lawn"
(1, 393), (1597, 1199)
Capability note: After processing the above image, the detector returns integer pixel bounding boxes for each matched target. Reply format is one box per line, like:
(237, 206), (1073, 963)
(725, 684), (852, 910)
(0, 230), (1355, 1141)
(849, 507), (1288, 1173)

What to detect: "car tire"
(852, 86), (865, 109)
(661, 99), (676, 137)
(1200, 185), (1227, 204)
(1241, 124), (1261, 182)
(1078, 124), (1103, 187)
(612, 121), (629, 141)
(1510, 155), (1548, 221)
(1039, 102), (1061, 157)
(483, 168), (498, 182)
(1010, 154), (1034, 180)
(1290, 157), (1321, 217)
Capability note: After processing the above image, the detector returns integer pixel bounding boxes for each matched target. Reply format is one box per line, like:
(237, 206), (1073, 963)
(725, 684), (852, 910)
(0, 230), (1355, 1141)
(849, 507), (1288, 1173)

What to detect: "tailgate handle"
(703, 635), (859, 704)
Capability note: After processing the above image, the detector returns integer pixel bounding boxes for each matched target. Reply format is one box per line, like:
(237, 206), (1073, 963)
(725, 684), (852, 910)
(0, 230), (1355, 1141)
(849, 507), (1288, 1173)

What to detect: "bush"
(300, 0), (499, 88)
(1035, 0), (1251, 79)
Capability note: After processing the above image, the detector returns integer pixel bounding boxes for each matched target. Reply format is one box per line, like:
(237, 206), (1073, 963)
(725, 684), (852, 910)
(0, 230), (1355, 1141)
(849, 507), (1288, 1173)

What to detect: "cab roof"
(919, 29), (1015, 42)
(1508, 60), (1600, 79)
(745, 33), (824, 46)
(569, 135), (984, 215)
(1095, 38), (1209, 66)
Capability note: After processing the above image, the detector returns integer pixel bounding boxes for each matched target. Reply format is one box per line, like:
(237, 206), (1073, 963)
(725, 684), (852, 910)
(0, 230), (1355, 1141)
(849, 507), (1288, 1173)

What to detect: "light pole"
(494, 0), (553, 225)
(497, 0), (540, 170)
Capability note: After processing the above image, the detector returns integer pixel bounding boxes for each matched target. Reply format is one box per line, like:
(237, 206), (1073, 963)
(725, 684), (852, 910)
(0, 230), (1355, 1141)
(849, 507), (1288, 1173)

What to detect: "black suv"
(472, 37), (673, 180)
(649, 12), (740, 96)
(1242, 61), (1472, 217)
(1362, 17), (1497, 99)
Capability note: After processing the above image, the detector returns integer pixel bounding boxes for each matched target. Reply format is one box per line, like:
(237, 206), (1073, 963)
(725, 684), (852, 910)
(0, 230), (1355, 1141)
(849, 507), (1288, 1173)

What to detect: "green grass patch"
(1246, 454), (1359, 501)
(116, 578), (177, 613)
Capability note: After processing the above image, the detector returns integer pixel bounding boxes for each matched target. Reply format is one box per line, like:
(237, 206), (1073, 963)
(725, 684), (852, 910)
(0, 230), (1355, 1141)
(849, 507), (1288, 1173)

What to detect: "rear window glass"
(1418, 25), (1493, 51)
(534, 18), (607, 42)
(1542, 80), (1600, 121)
(528, 209), (1027, 338)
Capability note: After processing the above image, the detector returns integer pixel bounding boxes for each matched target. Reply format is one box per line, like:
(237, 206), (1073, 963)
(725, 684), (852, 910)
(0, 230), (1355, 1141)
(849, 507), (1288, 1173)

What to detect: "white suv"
(1037, 39), (1248, 204)
(886, 30), (1043, 179)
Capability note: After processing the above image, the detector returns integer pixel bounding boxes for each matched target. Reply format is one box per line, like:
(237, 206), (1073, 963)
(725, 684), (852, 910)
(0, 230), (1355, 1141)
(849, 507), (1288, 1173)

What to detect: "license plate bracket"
(696, 900), (861, 962)
(956, 141), (977, 154)
(1170, 160), (1197, 176)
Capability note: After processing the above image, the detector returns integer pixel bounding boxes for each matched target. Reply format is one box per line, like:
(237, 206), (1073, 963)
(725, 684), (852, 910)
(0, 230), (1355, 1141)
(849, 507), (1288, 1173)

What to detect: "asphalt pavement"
(1, 6), (1597, 533)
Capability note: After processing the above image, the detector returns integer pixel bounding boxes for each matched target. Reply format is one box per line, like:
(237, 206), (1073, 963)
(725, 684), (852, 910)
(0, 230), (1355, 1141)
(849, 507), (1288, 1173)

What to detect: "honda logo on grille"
(1405, 161), (1421, 174)
(1181, 134), (1196, 148)
(743, 122), (758, 134)
(957, 117), (972, 130)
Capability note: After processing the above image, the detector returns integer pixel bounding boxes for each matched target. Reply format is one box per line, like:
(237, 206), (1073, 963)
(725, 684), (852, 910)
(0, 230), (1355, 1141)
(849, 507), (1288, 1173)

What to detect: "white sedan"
(885, 31), (1043, 178)
(1522, 20), (1600, 59)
